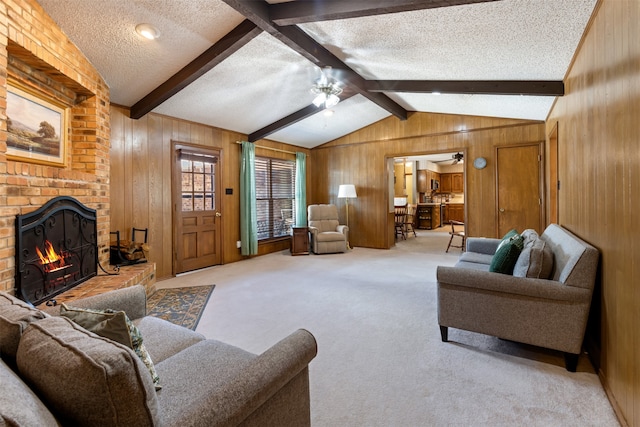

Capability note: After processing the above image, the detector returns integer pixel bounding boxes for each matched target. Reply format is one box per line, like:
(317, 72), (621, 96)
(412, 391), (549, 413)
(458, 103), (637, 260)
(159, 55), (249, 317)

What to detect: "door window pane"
(178, 150), (218, 212)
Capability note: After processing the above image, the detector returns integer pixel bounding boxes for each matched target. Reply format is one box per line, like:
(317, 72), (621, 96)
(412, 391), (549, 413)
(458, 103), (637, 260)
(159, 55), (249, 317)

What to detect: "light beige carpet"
(158, 229), (619, 426)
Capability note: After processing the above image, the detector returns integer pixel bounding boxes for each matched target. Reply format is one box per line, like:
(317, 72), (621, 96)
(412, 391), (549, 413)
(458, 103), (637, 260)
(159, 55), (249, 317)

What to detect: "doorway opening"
(390, 151), (466, 237)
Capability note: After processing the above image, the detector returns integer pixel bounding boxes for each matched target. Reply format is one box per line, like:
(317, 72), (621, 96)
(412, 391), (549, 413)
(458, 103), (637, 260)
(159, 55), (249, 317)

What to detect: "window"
(180, 151), (217, 212)
(255, 157), (296, 240)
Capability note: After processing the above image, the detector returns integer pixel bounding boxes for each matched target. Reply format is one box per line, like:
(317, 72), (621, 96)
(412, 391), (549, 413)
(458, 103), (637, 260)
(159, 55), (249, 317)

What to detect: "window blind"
(255, 157), (296, 240)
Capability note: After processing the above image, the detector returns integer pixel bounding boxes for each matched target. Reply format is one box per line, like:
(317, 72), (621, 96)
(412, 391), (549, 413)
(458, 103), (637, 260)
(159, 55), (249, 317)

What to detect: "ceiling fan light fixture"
(136, 23), (160, 40)
(312, 93), (327, 107)
(310, 67), (343, 109)
(325, 94), (340, 108)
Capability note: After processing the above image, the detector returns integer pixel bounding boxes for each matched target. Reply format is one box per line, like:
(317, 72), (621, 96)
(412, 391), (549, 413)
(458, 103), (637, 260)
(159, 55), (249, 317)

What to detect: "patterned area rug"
(146, 285), (214, 330)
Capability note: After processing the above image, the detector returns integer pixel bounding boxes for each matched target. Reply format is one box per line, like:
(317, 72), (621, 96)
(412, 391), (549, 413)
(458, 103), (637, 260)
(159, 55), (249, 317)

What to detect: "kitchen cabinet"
(432, 204), (441, 228)
(417, 170), (428, 193)
(448, 204), (464, 223)
(440, 173), (463, 193)
(440, 174), (452, 193)
(452, 173), (463, 193)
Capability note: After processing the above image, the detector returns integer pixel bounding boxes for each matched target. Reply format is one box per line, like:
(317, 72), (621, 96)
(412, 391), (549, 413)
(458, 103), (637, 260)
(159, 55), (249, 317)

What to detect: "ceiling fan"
(310, 67), (343, 109)
(434, 152), (464, 165)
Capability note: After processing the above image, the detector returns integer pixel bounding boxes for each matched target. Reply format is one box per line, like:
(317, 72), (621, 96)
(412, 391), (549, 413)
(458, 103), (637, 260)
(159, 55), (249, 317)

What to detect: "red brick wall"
(0, 0), (110, 293)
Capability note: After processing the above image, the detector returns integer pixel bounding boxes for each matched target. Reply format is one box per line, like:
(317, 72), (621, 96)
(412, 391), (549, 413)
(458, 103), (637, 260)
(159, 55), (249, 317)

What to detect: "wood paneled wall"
(310, 113), (546, 249)
(110, 106), (311, 279)
(546, 0), (639, 425)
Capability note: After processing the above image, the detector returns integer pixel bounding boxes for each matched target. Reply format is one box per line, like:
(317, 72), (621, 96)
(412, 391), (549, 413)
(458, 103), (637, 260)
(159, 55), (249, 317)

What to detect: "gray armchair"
(307, 204), (349, 254)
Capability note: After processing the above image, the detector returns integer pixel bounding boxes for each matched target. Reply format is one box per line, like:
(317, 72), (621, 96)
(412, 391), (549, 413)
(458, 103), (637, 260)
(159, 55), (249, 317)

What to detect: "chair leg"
(446, 235), (454, 252)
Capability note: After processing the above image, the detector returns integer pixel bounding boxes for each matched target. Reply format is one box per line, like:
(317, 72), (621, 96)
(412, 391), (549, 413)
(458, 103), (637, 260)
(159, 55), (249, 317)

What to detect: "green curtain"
(240, 141), (258, 255)
(295, 152), (307, 227)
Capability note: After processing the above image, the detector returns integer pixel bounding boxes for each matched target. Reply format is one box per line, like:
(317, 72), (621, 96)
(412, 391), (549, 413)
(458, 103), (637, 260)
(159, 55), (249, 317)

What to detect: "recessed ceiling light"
(135, 23), (160, 40)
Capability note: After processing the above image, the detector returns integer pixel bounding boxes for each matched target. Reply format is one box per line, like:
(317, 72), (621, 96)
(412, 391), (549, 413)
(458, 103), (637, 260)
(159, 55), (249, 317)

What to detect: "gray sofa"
(0, 285), (317, 426)
(437, 224), (599, 371)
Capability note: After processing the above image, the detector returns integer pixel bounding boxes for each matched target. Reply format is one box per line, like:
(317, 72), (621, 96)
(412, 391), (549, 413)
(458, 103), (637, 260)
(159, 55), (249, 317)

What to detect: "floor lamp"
(338, 184), (357, 249)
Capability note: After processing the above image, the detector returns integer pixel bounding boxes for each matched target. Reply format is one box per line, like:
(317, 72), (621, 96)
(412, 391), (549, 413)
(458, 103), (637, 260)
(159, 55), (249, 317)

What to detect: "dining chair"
(404, 204), (417, 237)
(446, 220), (466, 252)
(394, 205), (407, 240)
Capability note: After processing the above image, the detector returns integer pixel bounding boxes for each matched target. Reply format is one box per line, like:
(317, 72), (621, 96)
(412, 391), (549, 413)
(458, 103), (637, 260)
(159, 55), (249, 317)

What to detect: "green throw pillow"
(501, 229), (519, 242)
(60, 304), (161, 390)
(490, 233), (525, 274)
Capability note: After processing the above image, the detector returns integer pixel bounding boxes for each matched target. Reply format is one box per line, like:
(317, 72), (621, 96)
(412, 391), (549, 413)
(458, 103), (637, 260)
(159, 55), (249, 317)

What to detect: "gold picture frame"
(6, 80), (68, 167)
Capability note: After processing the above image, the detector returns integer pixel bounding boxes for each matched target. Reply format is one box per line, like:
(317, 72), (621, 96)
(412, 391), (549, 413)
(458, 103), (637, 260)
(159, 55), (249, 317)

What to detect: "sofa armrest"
(161, 329), (318, 427)
(308, 226), (319, 236)
(47, 285), (147, 320)
(216, 328), (317, 426)
(465, 237), (501, 255)
(336, 225), (348, 234)
(436, 266), (592, 303)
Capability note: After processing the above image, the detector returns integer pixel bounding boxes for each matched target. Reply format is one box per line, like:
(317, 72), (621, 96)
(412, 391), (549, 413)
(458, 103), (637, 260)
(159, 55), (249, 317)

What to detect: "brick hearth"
(36, 263), (156, 309)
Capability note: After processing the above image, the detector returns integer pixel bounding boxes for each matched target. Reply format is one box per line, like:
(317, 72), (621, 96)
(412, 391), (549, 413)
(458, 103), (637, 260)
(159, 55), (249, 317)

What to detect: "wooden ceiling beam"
(249, 104), (322, 142)
(130, 20), (261, 119)
(366, 80), (565, 96)
(222, 0), (408, 120)
(271, 0), (502, 26)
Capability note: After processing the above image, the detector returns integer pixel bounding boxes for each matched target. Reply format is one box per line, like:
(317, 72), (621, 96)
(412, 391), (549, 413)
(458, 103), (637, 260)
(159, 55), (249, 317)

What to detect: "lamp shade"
(338, 184), (357, 199)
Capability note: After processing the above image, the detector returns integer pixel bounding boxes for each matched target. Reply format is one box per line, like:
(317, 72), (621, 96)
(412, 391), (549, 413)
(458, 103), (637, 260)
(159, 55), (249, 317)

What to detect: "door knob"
(499, 208), (505, 213)
(215, 212), (222, 217)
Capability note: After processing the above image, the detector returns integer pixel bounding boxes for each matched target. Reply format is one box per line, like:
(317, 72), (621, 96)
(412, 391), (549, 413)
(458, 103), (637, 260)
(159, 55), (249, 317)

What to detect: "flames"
(36, 240), (69, 273)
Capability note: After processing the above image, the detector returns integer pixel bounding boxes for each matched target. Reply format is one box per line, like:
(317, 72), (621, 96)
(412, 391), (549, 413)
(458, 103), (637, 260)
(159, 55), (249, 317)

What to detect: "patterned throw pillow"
(490, 233), (525, 274)
(60, 304), (161, 390)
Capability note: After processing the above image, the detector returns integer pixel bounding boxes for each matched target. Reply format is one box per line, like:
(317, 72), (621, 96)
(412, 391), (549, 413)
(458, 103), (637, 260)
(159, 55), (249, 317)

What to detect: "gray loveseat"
(0, 285), (317, 426)
(437, 224), (599, 371)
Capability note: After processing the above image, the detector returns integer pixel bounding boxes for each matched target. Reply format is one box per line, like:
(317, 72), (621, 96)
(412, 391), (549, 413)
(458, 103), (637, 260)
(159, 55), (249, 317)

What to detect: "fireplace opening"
(15, 196), (98, 306)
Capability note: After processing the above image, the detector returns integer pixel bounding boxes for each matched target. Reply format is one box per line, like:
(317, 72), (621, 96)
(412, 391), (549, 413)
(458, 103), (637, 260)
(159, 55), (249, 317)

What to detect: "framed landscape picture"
(6, 80), (68, 166)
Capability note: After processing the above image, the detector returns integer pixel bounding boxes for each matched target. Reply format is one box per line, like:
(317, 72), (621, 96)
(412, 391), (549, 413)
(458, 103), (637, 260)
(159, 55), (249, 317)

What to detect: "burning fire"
(36, 240), (69, 273)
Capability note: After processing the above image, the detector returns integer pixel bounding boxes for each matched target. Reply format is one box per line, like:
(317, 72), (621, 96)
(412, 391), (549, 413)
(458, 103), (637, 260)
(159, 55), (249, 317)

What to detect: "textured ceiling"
(37, 0), (598, 148)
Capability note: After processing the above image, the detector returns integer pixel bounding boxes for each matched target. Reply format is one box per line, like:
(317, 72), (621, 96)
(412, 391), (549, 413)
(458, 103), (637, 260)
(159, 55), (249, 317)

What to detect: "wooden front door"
(496, 144), (544, 236)
(173, 144), (222, 274)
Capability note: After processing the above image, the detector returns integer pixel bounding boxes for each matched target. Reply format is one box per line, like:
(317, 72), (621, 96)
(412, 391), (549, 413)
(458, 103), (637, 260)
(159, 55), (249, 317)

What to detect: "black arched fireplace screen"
(15, 196), (98, 306)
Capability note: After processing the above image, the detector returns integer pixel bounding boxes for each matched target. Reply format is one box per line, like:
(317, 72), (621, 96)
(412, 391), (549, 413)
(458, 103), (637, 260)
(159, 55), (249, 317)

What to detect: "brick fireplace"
(15, 196), (98, 306)
(0, 0), (111, 295)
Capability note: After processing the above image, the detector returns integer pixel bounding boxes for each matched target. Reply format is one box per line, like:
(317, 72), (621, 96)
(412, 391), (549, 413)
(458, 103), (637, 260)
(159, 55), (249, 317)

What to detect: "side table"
(291, 227), (309, 256)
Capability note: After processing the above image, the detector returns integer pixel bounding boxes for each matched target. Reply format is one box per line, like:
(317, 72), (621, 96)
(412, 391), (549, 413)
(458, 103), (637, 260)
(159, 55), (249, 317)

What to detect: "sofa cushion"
(60, 304), (161, 390)
(0, 292), (48, 364)
(134, 315), (205, 363)
(1, 358), (59, 427)
(489, 233), (524, 274)
(513, 238), (554, 279)
(315, 231), (346, 242)
(16, 316), (159, 427)
(154, 339), (256, 426)
(454, 260), (491, 271)
(458, 251), (494, 265)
